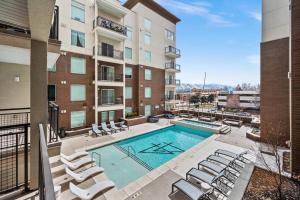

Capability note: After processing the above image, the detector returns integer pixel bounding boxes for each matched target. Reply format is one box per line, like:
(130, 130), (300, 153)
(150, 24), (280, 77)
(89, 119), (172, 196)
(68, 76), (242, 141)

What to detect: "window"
(144, 34), (151, 45)
(101, 43), (114, 57)
(109, 111), (115, 121)
(71, 85), (86, 101)
(125, 107), (133, 115)
(71, 111), (86, 128)
(125, 47), (132, 60)
(71, 57), (86, 74)
(71, 0), (85, 23)
(144, 105), (152, 116)
(125, 66), (132, 79)
(48, 85), (56, 101)
(127, 28), (133, 41)
(144, 51), (151, 63)
(145, 69), (152, 80)
(48, 64), (56, 72)
(145, 87), (151, 98)
(125, 87), (132, 99)
(101, 112), (108, 123)
(71, 30), (85, 47)
(144, 18), (151, 30)
(165, 29), (175, 41)
(101, 89), (115, 104)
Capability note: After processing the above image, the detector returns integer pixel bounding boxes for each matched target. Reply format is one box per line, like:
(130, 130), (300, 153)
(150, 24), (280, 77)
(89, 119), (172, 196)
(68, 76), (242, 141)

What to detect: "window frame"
(71, 30), (85, 48)
(144, 18), (151, 31)
(71, 110), (86, 128)
(144, 33), (151, 45)
(144, 105), (152, 117)
(125, 87), (133, 99)
(165, 29), (175, 41)
(48, 85), (56, 102)
(144, 87), (152, 98)
(144, 50), (151, 63)
(125, 47), (133, 60)
(125, 66), (133, 79)
(71, 57), (86, 74)
(144, 69), (152, 80)
(127, 28), (133, 41)
(71, 0), (85, 23)
(70, 84), (86, 101)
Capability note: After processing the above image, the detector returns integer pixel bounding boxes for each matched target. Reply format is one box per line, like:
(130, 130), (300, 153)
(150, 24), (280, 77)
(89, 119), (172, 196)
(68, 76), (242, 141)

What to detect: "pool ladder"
(91, 152), (101, 166)
(127, 145), (136, 157)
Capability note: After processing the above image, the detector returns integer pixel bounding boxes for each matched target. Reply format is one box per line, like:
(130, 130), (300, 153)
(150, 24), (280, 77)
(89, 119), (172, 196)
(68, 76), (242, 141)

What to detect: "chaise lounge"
(60, 151), (89, 162)
(66, 166), (104, 182)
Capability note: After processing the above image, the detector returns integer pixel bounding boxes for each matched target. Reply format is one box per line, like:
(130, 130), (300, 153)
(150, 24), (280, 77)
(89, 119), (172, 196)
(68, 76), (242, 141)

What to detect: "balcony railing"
(94, 16), (127, 36)
(49, 6), (59, 40)
(165, 62), (181, 72)
(165, 46), (181, 57)
(165, 95), (176, 101)
(165, 79), (181, 86)
(94, 46), (124, 60)
(99, 96), (123, 106)
(98, 73), (123, 82)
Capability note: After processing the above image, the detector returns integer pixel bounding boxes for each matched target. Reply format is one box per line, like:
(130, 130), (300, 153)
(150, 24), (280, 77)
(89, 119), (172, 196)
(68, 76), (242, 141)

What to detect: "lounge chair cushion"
(66, 166), (104, 182)
(61, 157), (93, 170)
(198, 160), (225, 174)
(187, 168), (216, 184)
(60, 151), (88, 162)
(173, 179), (204, 200)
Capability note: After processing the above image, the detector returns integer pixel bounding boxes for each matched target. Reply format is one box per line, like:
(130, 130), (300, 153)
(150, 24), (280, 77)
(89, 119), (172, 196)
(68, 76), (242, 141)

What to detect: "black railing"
(98, 72), (124, 82)
(49, 6), (59, 40)
(165, 46), (181, 57)
(99, 96), (123, 106)
(48, 102), (59, 143)
(0, 108), (30, 126)
(165, 62), (181, 72)
(165, 95), (176, 101)
(0, 124), (29, 194)
(94, 46), (124, 60)
(38, 124), (55, 200)
(94, 16), (127, 36)
(165, 79), (181, 86)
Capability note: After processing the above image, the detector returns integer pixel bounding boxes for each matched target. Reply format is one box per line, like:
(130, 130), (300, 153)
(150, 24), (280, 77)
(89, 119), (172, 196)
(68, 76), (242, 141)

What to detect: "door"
(102, 43), (114, 57)
(101, 89), (115, 105)
(101, 66), (115, 81)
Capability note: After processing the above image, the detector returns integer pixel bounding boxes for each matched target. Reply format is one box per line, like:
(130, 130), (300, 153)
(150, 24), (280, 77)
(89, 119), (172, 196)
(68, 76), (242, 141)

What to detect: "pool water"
(89, 125), (212, 188)
(181, 119), (221, 128)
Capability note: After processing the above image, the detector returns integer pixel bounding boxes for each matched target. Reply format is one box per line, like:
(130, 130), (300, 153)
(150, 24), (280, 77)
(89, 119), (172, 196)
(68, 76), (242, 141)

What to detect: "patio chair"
(207, 155), (242, 172)
(215, 149), (250, 164)
(101, 122), (114, 134)
(70, 179), (115, 200)
(109, 121), (121, 132)
(66, 166), (104, 182)
(170, 179), (212, 200)
(61, 157), (94, 170)
(60, 151), (88, 162)
(186, 168), (232, 197)
(92, 124), (103, 136)
(119, 121), (129, 130)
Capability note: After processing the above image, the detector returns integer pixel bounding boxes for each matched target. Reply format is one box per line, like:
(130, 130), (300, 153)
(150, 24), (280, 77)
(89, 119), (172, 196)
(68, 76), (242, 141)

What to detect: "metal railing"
(48, 102), (59, 143)
(165, 94), (176, 101)
(49, 6), (59, 40)
(165, 62), (181, 72)
(94, 16), (127, 36)
(0, 108), (30, 126)
(165, 79), (181, 86)
(38, 124), (55, 200)
(98, 72), (124, 82)
(165, 46), (181, 57)
(99, 96), (123, 106)
(95, 46), (124, 60)
(92, 152), (101, 166)
(0, 124), (29, 194)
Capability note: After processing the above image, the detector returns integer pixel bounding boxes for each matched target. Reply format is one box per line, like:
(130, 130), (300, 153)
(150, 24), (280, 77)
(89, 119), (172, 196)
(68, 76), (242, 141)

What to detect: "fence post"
(24, 124), (29, 191)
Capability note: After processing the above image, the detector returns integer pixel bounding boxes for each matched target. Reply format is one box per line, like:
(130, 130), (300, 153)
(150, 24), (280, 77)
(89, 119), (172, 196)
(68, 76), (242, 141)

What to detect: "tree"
(200, 96), (207, 104)
(189, 95), (200, 104)
(207, 94), (215, 103)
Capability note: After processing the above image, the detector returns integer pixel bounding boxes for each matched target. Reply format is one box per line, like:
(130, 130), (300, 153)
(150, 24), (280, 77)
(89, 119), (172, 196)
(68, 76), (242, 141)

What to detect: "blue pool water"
(180, 119), (221, 128)
(89, 125), (212, 188)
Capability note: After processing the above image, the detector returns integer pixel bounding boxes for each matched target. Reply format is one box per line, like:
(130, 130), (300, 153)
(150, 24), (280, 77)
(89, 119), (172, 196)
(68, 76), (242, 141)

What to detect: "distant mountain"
(176, 83), (234, 93)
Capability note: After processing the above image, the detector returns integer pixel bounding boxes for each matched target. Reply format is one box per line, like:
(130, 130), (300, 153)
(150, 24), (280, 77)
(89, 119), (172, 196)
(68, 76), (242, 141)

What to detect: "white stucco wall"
(262, 0), (290, 42)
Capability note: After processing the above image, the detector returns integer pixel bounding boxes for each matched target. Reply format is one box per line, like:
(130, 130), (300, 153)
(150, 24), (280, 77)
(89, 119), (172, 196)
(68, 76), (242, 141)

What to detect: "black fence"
(0, 124), (29, 194)
(48, 102), (59, 143)
(49, 6), (59, 40)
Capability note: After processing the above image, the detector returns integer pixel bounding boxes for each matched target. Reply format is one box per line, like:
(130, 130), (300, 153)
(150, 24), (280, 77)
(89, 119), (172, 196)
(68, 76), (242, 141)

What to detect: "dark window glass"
(48, 85), (56, 101)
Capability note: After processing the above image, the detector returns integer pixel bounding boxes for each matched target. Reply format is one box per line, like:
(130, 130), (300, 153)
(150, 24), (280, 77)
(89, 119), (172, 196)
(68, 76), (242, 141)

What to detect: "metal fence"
(48, 102), (59, 143)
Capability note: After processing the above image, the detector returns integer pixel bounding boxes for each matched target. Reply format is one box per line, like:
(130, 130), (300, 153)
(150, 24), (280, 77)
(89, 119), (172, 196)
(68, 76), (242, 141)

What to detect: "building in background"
(48, 0), (181, 130)
(217, 91), (260, 110)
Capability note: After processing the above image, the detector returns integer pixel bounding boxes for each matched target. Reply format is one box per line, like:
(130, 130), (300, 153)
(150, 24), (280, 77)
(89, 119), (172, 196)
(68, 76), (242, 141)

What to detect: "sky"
(155, 0), (261, 86)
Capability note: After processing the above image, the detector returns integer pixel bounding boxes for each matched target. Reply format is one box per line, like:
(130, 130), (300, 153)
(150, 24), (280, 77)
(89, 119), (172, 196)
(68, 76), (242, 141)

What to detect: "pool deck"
(53, 118), (257, 200)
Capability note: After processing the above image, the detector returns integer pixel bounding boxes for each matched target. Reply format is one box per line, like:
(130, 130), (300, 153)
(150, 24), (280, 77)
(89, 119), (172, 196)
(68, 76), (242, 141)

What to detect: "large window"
(125, 47), (132, 60)
(101, 111), (115, 122)
(125, 87), (132, 99)
(71, 57), (86, 74)
(71, 0), (85, 23)
(101, 112), (108, 123)
(48, 64), (56, 72)
(144, 51), (151, 63)
(144, 34), (151, 45)
(48, 85), (56, 102)
(145, 69), (152, 80)
(144, 105), (152, 116)
(71, 111), (86, 128)
(125, 107), (133, 115)
(109, 111), (115, 121)
(127, 28), (133, 41)
(101, 89), (115, 105)
(71, 85), (86, 101)
(165, 29), (175, 41)
(144, 18), (151, 30)
(125, 66), (132, 79)
(145, 87), (151, 98)
(71, 30), (85, 47)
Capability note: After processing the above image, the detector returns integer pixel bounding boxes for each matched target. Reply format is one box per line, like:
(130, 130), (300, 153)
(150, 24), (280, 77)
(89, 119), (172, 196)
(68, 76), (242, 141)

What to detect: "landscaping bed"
(243, 167), (300, 200)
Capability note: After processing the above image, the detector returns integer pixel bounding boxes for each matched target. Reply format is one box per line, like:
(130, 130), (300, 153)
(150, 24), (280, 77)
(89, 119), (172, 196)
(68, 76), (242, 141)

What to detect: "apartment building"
(49, 0), (181, 130)
(261, 0), (300, 177)
(217, 91), (260, 110)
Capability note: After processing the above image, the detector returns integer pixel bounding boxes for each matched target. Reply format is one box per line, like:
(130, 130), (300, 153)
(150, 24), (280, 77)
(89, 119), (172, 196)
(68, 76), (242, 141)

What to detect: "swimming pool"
(180, 119), (221, 128)
(88, 125), (212, 188)
(172, 119), (223, 133)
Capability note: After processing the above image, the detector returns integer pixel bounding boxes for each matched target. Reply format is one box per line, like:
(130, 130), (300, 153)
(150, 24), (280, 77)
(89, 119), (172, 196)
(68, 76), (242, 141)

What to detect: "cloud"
(249, 11), (262, 22)
(155, 0), (237, 27)
(247, 55), (260, 65)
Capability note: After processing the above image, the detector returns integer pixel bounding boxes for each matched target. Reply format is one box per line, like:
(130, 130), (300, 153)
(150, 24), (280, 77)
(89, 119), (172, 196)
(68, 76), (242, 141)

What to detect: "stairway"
(220, 125), (231, 134)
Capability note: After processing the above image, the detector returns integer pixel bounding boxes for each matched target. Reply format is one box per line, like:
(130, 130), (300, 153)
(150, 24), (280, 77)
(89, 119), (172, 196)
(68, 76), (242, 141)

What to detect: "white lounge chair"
(110, 121), (121, 132)
(119, 121), (129, 130)
(101, 122), (114, 134)
(215, 149), (250, 163)
(92, 124), (102, 136)
(66, 166), (104, 182)
(70, 179), (115, 200)
(60, 151), (88, 162)
(61, 157), (93, 170)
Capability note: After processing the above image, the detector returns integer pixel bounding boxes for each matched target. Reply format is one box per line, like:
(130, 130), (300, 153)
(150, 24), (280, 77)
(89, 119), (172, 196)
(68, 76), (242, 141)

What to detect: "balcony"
(165, 94), (176, 102)
(94, 45), (124, 64)
(98, 96), (124, 112)
(96, 0), (128, 18)
(165, 62), (181, 72)
(49, 6), (59, 40)
(97, 72), (124, 87)
(165, 79), (181, 87)
(165, 46), (181, 58)
(94, 16), (127, 41)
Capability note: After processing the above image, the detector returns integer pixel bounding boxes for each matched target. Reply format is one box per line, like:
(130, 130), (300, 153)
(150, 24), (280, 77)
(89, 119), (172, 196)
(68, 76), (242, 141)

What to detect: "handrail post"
(24, 124), (29, 191)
